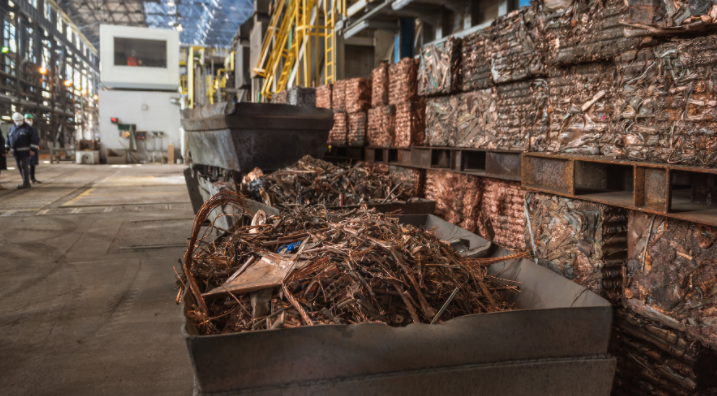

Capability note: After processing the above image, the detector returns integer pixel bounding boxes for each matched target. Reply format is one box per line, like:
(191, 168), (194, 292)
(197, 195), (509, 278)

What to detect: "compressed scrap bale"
(344, 78), (372, 114)
(332, 79), (347, 112)
(615, 37), (717, 166)
(525, 193), (627, 301)
(316, 84), (332, 109)
(367, 105), (396, 147)
(425, 95), (458, 147)
(495, 80), (549, 150)
(478, 179), (527, 252)
(372, 63), (389, 107)
(389, 58), (418, 105)
(328, 112), (347, 145)
(424, 170), (482, 233)
(347, 112), (367, 147)
(536, 62), (618, 156)
(287, 86), (316, 107)
(536, 0), (646, 66)
(490, 7), (545, 84)
(455, 89), (497, 148)
(394, 100), (426, 148)
(626, 212), (717, 351)
(418, 36), (462, 97)
(271, 90), (288, 104)
(461, 29), (493, 92)
(389, 165), (425, 198)
(611, 307), (717, 396)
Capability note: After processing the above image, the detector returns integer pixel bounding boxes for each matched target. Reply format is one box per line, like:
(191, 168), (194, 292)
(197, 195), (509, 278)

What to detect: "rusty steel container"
(181, 214), (616, 396)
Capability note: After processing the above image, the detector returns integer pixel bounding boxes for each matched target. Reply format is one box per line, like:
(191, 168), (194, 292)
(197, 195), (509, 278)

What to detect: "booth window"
(114, 37), (167, 68)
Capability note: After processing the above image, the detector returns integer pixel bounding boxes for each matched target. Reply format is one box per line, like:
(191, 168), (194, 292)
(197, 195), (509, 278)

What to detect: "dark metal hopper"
(181, 102), (334, 172)
(181, 214), (616, 396)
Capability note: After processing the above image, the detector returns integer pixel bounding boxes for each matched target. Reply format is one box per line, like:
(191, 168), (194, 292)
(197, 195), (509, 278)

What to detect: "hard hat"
(24, 113), (33, 119)
(11, 112), (23, 122)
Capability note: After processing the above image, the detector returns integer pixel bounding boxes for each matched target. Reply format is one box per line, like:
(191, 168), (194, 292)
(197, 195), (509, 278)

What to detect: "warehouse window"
(66, 27), (72, 44)
(56, 13), (62, 33)
(4, 19), (16, 54)
(25, 27), (36, 64)
(44, 3), (52, 20)
(28, 0), (36, 8)
(113, 37), (166, 68)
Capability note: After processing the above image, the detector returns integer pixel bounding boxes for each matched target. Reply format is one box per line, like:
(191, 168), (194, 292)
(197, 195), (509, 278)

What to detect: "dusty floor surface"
(0, 163), (194, 395)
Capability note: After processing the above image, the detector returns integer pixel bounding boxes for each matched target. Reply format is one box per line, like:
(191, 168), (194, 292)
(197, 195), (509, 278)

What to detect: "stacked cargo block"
(391, 58), (425, 148)
(344, 78), (371, 147)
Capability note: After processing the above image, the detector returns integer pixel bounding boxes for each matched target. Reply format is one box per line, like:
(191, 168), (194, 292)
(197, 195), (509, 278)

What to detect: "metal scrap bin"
(181, 102), (334, 173)
(181, 214), (615, 396)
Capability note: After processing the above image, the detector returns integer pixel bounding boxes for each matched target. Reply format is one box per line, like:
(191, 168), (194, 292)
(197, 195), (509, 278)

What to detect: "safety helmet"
(11, 112), (23, 122)
(24, 113), (33, 119)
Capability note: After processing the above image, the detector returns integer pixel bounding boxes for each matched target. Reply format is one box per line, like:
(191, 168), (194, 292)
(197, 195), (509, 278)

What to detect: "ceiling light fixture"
(167, 0), (175, 6)
(39, 66), (47, 74)
(176, 24), (183, 32)
(168, 20), (175, 26)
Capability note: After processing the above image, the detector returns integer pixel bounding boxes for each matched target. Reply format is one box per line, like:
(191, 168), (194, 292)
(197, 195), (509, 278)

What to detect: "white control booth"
(98, 25), (182, 163)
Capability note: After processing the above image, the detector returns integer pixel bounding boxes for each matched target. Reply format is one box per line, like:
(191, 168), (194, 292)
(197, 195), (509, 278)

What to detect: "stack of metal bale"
(478, 179), (527, 252)
(327, 112), (348, 145)
(271, 90), (288, 104)
(287, 86), (316, 107)
(344, 78), (371, 147)
(315, 84), (332, 109)
(390, 58), (425, 148)
(489, 7), (545, 84)
(524, 193), (628, 302)
(418, 36), (462, 97)
(332, 79), (347, 112)
(616, 212), (717, 395)
(494, 80), (548, 150)
(461, 29), (493, 92)
(538, 62), (617, 156)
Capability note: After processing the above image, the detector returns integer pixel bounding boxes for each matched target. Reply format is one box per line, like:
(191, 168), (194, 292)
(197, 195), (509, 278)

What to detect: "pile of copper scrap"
(494, 80), (548, 150)
(383, 165), (425, 199)
(243, 155), (422, 209)
(626, 212), (717, 352)
(271, 90), (288, 104)
(287, 87), (316, 107)
(611, 306), (717, 396)
(372, 63), (389, 107)
(424, 170), (482, 233)
(316, 84), (332, 109)
(536, 0), (644, 66)
(461, 29), (493, 91)
(425, 95), (458, 146)
(418, 36), (462, 97)
(394, 100), (426, 148)
(616, 36), (717, 166)
(389, 58), (418, 105)
(180, 193), (524, 335)
(478, 179), (527, 253)
(524, 193), (627, 302)
(332, 79), (347, 112)
(454, 89), (497, 148)
(347, 112), (367, 146)
(490, 7), (545, 84)
(345, 78), (372, 114)
(327, 112), (348, 145)
(367, 105), (396, 148)
(537, 62), (617, 156)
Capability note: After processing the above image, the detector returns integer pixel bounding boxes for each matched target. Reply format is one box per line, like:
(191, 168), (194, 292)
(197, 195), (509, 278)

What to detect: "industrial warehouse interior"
(3, 0), (717, 394)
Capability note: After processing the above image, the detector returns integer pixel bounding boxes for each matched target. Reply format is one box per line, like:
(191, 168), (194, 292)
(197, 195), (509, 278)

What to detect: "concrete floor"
(0, 163), (194, 395)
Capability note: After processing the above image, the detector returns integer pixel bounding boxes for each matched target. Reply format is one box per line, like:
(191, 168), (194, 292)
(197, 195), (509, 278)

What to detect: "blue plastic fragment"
(277, 241), (302, 253)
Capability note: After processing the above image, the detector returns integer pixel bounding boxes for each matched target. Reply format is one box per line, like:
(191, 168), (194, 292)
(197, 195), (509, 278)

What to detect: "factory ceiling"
(56, 0), (254, 49)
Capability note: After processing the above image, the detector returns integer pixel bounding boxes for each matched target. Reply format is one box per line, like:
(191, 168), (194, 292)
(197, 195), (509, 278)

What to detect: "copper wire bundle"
(344, 78), (372, 114)
(418, 36), (462, 97)
(332, 79), (347, 112)
(327, 112), (347, 145)
(425, 95), (458, 147)
(423, 170), (482, 233)
(367, 105), (395, 148)
(389, 58), (418, 105)
(479, 179), (527, 253)
(454, 89), (497, 148)
(394, 99), (426, 148)
(372, 63), (389, 107)
(271, 90), (288, 104)
(347, 112), (367, 147)
(316, 84), (332, 109)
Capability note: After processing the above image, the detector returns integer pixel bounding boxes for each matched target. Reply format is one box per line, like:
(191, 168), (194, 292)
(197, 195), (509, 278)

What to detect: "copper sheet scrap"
(418, 36), (462, 97)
